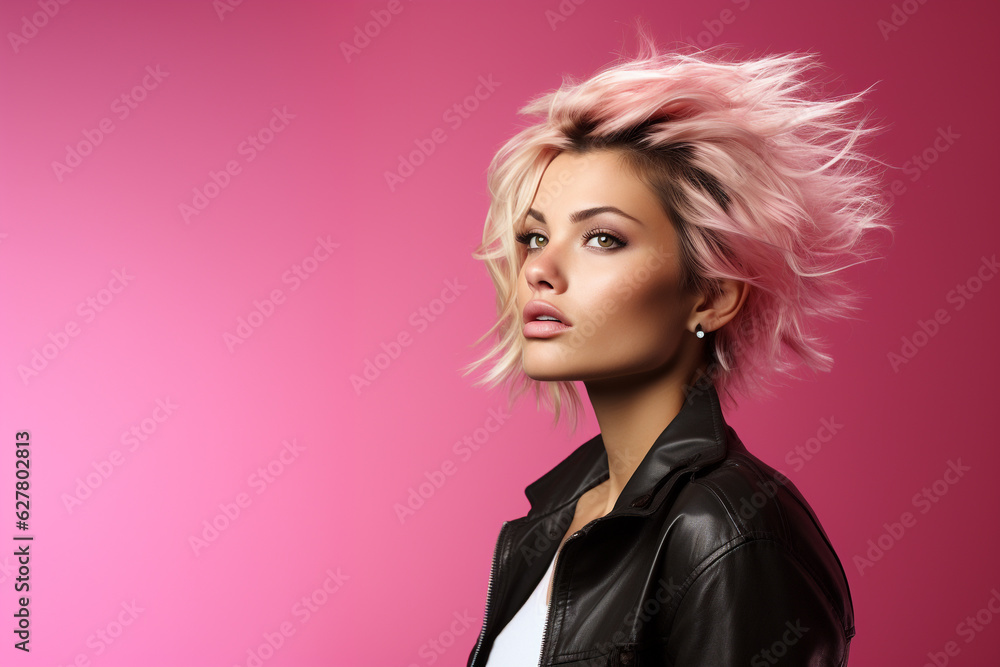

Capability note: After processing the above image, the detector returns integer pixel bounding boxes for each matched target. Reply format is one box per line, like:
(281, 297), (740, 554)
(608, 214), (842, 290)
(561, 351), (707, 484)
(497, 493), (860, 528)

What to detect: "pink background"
(1, 0), (998, 665)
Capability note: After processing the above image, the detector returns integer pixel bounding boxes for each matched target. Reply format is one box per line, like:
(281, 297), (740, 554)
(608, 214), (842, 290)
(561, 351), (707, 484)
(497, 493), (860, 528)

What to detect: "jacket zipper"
(469, 520), (510, 667)
(535, 548), (559, 667)
(476, 487), (613, 666)
(536, 522), (594, 667)
(537, 476), (618, 666)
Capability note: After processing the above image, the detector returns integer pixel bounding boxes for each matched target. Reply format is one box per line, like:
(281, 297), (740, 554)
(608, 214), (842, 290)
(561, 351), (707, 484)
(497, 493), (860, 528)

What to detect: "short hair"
(463, 34), (893, 432)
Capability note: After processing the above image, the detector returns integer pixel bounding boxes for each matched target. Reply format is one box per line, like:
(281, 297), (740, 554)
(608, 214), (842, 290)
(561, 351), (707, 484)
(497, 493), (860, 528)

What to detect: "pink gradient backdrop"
(1, 0), (997, 665)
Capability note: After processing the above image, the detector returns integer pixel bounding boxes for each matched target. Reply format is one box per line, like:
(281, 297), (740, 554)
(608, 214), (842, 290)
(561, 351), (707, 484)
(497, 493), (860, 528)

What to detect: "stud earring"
(695, 324), (705, 339)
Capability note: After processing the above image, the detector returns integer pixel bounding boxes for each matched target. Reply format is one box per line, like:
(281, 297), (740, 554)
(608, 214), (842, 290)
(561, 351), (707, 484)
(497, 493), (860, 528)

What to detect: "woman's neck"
(583, 365), (710, 515)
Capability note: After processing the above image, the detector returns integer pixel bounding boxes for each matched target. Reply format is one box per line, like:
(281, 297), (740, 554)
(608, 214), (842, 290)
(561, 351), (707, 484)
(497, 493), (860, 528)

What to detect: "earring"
(695, 324), (705, 339)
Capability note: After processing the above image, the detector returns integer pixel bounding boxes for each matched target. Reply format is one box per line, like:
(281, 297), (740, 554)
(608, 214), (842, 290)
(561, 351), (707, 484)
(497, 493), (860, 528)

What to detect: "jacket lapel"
(478, 381), (733, 662)
(523, 380), (729, 517)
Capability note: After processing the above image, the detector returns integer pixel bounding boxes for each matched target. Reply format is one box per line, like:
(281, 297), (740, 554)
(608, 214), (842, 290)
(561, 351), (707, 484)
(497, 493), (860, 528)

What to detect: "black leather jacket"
(467, 381), (854, 666)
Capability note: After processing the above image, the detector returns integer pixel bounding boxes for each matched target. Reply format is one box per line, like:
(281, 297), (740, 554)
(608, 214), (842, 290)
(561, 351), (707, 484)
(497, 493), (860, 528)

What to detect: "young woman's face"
(515, 149), (699, 383)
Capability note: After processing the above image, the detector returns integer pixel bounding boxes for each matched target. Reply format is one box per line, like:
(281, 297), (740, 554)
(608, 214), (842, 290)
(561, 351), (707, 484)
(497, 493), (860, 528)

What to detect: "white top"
(484, 550), (557, 666)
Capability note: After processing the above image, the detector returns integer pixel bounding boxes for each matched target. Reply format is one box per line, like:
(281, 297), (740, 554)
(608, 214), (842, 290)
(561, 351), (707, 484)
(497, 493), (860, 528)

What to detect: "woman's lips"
(522, 300), (573, 338)
(523, 319), (573, 338)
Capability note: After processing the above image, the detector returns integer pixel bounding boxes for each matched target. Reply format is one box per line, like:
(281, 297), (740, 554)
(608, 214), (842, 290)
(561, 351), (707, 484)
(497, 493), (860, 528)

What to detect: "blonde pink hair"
(464, 33), (893, 431)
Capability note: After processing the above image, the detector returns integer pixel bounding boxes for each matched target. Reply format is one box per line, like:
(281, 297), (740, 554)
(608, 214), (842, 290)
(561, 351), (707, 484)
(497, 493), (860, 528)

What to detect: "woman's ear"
(689, 279), (750, 334)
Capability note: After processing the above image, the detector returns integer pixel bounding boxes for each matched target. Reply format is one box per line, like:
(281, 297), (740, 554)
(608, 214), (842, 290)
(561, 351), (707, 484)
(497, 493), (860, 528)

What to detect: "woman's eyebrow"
(527, 206), (645, 227)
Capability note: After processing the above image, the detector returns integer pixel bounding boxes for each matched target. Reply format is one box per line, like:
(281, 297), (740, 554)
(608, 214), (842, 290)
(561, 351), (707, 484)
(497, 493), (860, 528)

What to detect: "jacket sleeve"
(660, 538), (852, 666)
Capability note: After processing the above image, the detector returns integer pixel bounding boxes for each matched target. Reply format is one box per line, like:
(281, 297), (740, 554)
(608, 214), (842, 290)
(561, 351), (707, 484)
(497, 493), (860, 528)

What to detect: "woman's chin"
(521, 362), (577, 383)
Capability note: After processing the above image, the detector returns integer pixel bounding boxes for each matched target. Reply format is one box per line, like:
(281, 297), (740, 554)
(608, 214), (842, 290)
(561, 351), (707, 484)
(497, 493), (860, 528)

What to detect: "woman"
(463, 36), (891, 667)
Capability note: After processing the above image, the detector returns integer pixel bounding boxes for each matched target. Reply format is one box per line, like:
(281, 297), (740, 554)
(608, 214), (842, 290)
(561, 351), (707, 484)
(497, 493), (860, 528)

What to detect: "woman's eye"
(517, 230), (624, 250)
(584, 232), (625, 249)
(516, 232), (547, 249)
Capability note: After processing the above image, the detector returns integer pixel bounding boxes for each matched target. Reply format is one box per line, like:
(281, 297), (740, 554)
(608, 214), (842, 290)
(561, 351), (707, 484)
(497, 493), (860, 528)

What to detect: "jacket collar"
(523, 379), (729, 517)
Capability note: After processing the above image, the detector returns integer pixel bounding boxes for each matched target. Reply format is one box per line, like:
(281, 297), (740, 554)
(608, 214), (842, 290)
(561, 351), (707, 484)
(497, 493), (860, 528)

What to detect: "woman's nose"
(523, 238), (568, 291)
